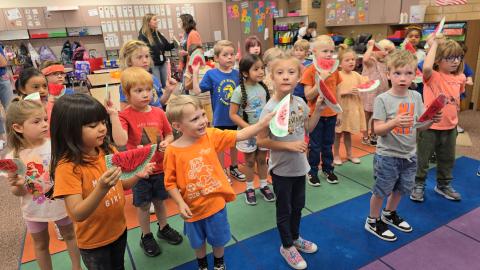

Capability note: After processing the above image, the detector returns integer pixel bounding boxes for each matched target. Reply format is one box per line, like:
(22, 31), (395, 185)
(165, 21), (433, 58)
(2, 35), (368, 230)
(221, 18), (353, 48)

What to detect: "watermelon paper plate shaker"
(269, 94), (291, 137)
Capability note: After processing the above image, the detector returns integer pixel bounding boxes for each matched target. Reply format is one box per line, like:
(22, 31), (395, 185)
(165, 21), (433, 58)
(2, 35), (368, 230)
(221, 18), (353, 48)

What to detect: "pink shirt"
(423, 70), (465, 130)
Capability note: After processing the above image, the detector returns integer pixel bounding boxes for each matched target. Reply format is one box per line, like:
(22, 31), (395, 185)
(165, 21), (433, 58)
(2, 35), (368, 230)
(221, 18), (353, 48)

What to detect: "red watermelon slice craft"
(188, 49), (206, 74)
(269, 94), (290, 137)
(0, 158), (26, 175)
(418, 94), (446, 122)
(413, 69), (423, 84)
(357, 80), (380, 93)
(105, 145), (157, 180)
(315, 58), (339, 74)
(404, 42), (417, 54)
(318, 79), (342, 113)
(372, 43), (384, 52)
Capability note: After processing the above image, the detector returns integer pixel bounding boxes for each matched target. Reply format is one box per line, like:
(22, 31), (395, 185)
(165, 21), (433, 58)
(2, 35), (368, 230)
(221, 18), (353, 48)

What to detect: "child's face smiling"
(175, 104), (208, 139)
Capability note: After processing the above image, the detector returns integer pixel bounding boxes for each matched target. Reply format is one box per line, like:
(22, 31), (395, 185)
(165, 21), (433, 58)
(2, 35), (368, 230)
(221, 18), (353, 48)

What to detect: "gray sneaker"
(410, 184), (425, 202)
(434, 185), (461, 201)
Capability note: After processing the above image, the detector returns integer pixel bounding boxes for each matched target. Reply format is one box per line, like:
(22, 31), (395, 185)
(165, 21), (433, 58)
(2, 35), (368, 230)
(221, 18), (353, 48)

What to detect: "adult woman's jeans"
(0, 76), (13, 135)
(152, 64), (168, 88)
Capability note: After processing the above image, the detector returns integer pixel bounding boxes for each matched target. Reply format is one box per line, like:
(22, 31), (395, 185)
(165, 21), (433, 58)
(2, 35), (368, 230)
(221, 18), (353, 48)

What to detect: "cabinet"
(325, 0), (401, 26)
(3, 8), (27, 30)
(23, 8), (46, 29)
(0, 10), (7, 31)
(43, 8), (66, 28)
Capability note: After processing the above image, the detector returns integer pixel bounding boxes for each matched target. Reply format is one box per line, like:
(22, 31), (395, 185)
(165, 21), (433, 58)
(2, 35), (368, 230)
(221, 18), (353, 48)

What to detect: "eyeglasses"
(442, 55), (464, 62)
(49, 72), (66, 77)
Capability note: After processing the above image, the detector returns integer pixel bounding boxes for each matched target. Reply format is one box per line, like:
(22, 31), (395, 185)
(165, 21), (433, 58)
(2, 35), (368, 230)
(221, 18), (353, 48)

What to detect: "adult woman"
(178, 14), (202, 72)
(139, 13), (175, 87)
(0, 44), (13, 150)
(298, 21), (317, 41)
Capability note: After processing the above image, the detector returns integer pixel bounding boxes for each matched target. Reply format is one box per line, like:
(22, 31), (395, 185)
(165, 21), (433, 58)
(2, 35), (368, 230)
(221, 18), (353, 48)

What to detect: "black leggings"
(79, 229), (127, 270)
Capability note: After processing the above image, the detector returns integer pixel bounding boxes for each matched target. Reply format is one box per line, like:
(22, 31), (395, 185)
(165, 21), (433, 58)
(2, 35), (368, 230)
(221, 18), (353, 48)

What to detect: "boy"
(163, 95), (274, 270)
(113, 67), (182, 257)
(292, 39), (312, 102)
(365, 50), (440, 241)
(191, 40), (246, 182)
(301, 35), (342, 186)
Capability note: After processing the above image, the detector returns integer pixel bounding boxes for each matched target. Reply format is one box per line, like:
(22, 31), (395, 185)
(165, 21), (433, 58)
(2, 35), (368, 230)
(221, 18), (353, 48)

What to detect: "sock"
(214, 256), (224, 266)
(382, 209), (392, 216)
(260, 179), (268, 188)
(246, 181), (254, 190)
(367, 216), (378, 224)
(197, 256), (208, 268)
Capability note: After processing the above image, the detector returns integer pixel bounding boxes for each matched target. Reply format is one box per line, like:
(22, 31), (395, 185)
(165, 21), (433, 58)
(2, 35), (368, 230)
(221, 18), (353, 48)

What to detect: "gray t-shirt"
(373, 90), (424, 158)
(231, 83), (268, 125)
(260, 95), (310, 177)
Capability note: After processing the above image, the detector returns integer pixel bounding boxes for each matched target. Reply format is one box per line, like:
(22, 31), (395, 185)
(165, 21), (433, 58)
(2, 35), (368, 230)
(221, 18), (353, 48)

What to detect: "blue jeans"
(0, 77), (13, 134)
(308, 115), (336, 175)
(373, 154), (417, 197)
(151, 64), (168, 89)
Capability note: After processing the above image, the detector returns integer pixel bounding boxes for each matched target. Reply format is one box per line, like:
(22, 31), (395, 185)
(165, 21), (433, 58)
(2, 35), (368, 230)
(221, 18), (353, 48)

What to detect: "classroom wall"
(0, 0), (223, 9)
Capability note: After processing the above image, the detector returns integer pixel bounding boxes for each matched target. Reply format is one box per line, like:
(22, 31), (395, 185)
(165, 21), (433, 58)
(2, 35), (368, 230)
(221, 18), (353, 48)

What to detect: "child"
(263, 47), (284, 95)
(292, 39), (312, 102)
(41, 61), (75, 122)
(229, 54), (275, 205)
(245, 35), (262, 56)
(14, 67), (48, 102)
(301, 35), (342, 185)
(297, 21), (317, 42)
(333, 44), (368, 165)
(184, 44), (213, 125)
(361, 39), (395, 146)
(5, 99), (81, 270)
(410, 37), (466, 202)
(118, 40), (176, 110)
(405, 25), (426, 62)
(365, 50), (440, 241)
(114, 67), (183, 257)
(51, 93), (154, 269)
(163, 95), (274, 270)
(257, 52), (324, 270)
(191, 40), (246, 182)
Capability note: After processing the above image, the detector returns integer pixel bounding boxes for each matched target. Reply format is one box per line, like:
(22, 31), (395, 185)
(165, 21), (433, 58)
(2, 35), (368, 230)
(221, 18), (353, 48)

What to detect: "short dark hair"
(15, 67), (44, 96)
(308, 22), (317, 29)
(180, 14), (196, 33)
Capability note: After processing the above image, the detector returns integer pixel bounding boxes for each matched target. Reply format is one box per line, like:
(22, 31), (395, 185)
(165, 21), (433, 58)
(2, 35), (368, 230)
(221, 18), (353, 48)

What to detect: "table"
(87, 73), (121, 88)
(93, 68), (120, 74)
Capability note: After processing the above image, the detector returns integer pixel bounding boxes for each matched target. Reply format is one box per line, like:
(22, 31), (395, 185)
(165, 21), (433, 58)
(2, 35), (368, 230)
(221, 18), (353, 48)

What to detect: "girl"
(229, 54), (275, 205)
(334, 45), (368, 165)
(405, 25), (426, 62)
(5, 99), (81, 270)
(14, 67), (48, 102)
(139, 13), (175, 88)
(411, 37), (465, 202)
(118, 40), (176, 110)
(361, 39), (395, 146)
(245, 35), (262, 56)
(262, 47), (284, 95)
(257, 52), (324, 270)
(50, 94), (154, 269)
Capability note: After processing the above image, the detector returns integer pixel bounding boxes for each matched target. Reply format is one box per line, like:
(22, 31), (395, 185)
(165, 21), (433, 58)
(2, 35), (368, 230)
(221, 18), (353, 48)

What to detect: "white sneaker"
(149, 203), (155, 214)
(457, 125), (464, 133)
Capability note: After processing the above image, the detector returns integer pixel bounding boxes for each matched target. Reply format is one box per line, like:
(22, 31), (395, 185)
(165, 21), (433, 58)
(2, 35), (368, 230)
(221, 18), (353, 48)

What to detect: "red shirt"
(119, 106), (172, 173)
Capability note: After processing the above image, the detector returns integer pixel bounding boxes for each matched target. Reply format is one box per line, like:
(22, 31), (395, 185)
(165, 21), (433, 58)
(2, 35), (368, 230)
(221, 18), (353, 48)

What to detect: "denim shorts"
(372, 154), (417, 197)
(132, 173), (168, 207)
(184, 207), (231, 249)
(236, 137), (268, 153)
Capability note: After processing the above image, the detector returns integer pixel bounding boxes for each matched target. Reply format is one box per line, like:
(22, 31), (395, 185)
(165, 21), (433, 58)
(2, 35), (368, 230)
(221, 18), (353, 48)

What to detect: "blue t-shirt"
(0, 46), (6, 76)
(199, 68), (239, 126)
(119, 75), (163, 108)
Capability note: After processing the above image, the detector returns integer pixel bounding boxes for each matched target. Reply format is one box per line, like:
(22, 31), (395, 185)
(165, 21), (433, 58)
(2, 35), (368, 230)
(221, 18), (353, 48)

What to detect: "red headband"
(41, 65), (65, 76)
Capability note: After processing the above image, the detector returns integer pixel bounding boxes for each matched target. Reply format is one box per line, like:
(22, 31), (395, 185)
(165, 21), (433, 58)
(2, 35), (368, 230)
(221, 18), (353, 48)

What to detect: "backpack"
(61, 41), (73, 65)
(18, 43), (33, 68)
(72, 44), (89, 61)
(39, 45), (57, 62)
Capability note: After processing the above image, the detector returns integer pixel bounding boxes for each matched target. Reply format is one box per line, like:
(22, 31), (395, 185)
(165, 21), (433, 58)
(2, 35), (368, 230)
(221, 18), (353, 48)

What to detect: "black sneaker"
(259, 186), (276, 202)
(364, 217), (397, 242)
(381, 210), (413, 232)
(229, 165), (246, 181)
(213, 263), (226, 270)
(307, 172), (321, 187)
(323, 171), (339, 184)
(369, 135), (377, 146)
(245, 188), (257, 205)
(157, 224), (183, 245)
(140, 233), (161, 257)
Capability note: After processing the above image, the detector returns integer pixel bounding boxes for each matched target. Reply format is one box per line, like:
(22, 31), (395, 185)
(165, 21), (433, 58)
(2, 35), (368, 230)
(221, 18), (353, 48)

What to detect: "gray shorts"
(372, 154), (417, 197)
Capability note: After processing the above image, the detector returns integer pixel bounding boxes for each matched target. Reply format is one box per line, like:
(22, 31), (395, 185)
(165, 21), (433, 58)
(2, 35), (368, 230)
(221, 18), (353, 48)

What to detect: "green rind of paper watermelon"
(188, 49), (205, 67)
(269, 94), (290, 137)
(105, 145), (157, 180)
(313, 58), (339, 74)
(358, 80), (380, 93)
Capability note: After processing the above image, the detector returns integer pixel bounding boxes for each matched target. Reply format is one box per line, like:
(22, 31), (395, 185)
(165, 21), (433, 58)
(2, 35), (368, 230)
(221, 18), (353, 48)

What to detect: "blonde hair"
(6, 98), (45, 157)
(386, 50), (417, 71)
(120, 67), (153, 98)
(263, 47), (283, 67)
(434, 39), (464, 74)
(337, 44), (356, 63)
(269, 51), (302, 77)
(119, 40), (152, 69)
(166, 95), (202, 123)
(311, 35), (334, 49)
(377, 39), (395, 50)
(293, 39), (310, 52)
(213, 40), (234, 56)
(140, 13), (157, 45)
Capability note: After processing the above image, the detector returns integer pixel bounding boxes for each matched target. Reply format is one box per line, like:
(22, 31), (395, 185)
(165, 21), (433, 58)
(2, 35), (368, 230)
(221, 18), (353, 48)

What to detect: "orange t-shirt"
(53, 148), (126, 249)
(300, 65), (342, 117)
(423, 70), (466, 130)
(163, 128), (237, 222)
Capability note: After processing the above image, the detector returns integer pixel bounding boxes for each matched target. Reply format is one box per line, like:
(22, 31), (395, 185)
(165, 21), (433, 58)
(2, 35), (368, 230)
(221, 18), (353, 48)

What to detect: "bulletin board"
(225, 0), (279, 56)
(325, 0), (369, 26)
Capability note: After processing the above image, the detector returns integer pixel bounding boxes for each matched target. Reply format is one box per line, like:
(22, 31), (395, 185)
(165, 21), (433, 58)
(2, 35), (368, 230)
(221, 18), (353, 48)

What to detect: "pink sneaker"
(280, 246), (307, 269)
(293, 237), (318, 253)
